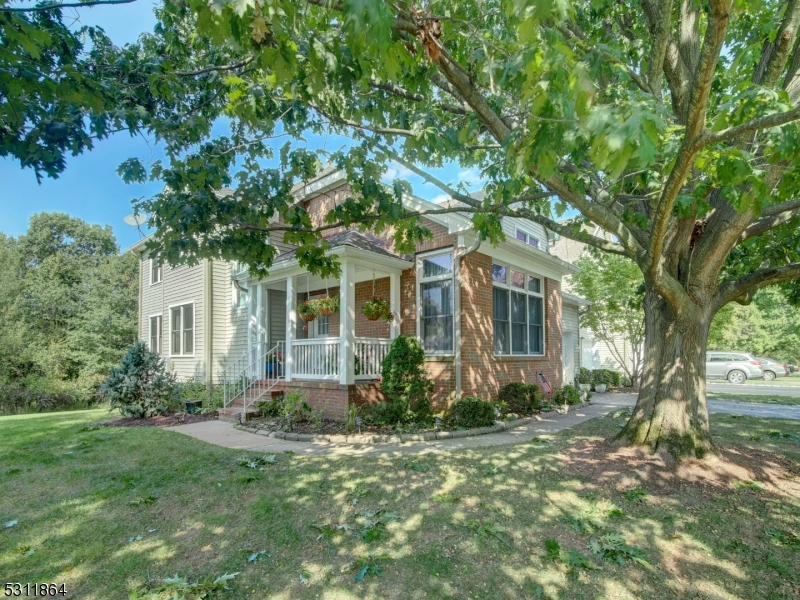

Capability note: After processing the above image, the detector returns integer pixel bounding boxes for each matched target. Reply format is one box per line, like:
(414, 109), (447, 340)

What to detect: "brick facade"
(275, 185), (565, 418)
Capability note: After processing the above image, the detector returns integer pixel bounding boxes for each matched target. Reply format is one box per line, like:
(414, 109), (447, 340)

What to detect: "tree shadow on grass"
(1, 411), (799, 599)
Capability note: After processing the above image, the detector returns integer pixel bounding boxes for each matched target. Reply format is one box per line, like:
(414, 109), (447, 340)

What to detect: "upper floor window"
(170, 303), (194, 356)
(492, 263), (544, 356)
(150, 258), (162, 284)
(418, 251), (454, 354)
(515, 228), (540, 249)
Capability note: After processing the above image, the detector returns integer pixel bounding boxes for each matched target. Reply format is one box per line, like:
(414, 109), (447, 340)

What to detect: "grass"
(707, 392), (800, 406)
(2, 410), (800, 599)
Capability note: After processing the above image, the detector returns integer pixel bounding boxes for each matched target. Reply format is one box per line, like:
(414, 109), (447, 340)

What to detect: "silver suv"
(706, 352), (763, 384)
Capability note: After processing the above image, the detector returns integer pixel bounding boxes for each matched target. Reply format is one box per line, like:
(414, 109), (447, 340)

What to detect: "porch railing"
(355, 337), (392, 379)
(221, 341), (285, 410)
(292, 338), (340, 380)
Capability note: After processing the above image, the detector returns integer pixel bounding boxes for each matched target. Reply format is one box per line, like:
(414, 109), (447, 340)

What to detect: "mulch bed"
(559, 438), (800, 498)
(102, 413), (219, 428)
(246, 416), (433, 436)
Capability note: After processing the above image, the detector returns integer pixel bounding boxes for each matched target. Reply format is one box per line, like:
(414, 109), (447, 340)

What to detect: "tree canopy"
(572, 253), (645, 386)
(6, 0), (800, 455)
(0, 213), (138, 399)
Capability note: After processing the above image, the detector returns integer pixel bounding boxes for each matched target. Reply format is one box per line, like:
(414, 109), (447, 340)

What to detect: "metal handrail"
(221, 341), (285, 411)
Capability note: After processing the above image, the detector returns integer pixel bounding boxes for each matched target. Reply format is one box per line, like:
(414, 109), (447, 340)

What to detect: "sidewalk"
(165, 394), (637, 457)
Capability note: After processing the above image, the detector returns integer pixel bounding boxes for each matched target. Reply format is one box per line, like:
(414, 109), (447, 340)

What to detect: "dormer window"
(515, 228), (540, 249)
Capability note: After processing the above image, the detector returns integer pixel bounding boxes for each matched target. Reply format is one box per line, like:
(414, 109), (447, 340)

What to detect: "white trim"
(148, 313), (162, 354)
(416, 248), (456, 356)
(167, 301), (196, 358)
(491, 262), (546, 357)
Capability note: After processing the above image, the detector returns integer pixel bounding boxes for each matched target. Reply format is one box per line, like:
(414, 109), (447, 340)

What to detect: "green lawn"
(2, 410), (799, 599)
(708, 392), (800, 406)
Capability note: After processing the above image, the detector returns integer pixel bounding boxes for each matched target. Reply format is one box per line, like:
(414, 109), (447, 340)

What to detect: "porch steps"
(218, 384), (283, 423)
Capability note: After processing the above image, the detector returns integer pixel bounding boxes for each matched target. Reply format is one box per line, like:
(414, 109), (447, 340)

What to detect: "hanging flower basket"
(362, 297), (393, 322)
(297, 301), (317, 322)
(313, 295), (340, 316)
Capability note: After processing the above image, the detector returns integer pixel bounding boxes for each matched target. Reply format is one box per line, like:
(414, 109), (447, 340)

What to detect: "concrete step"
(218, 407), (258, 423)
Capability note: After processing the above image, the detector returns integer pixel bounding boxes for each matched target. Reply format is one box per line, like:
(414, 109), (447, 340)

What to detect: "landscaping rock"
(284, 433), (300, 441)
(269, 431), (286, 439)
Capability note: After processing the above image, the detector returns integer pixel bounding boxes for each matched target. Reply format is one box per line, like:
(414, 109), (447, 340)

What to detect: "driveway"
(707, 382), (800, 397)
(594, 392), (800, 420)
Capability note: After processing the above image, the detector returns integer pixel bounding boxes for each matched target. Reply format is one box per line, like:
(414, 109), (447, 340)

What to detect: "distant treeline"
(0, 213), (138, 413)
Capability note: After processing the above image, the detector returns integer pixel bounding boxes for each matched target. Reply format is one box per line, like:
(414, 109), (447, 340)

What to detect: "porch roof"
(273, 230), (406, 265)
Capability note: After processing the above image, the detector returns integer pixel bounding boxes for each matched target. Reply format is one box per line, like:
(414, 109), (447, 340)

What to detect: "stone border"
(233, 402), (592, 445)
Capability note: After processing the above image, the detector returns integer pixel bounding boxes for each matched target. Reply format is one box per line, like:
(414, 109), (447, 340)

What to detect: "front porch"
(221, 233), (412, 419)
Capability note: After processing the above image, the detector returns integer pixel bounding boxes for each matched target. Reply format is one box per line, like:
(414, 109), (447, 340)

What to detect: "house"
(550, 226), (637, 379)
(129, 170), (579, 421)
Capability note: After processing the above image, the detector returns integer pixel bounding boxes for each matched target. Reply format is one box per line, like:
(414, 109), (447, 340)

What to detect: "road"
(707, 382), (800, 397)
(594, 393), (800, 421)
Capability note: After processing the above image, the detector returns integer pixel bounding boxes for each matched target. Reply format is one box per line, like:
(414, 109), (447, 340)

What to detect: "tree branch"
(695, 105), (800, 148)
(648, 0), (732, 285)
(762, 197), (800, 216)
(311, 104), (417, 137)
(717, 262), (800, 307)
(0, 0), (136, 12)
(739, 207), (800, 241)
(174, 57), (255, 77)
(644, 0), (673, 100)
(759, 0), (800, 87)
(369, 81), (468, 115)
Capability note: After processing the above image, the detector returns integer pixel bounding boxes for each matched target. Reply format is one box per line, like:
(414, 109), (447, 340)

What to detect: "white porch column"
(256, 283), (264, 362)
(246, 281), (256, 376)
(339, 261), (356, 385)
(285, 275), (295, 382)
(389, 271), (401, 339)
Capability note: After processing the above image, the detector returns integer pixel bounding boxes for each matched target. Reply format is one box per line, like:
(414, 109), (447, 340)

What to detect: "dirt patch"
(559, 439), (800, 498)
(102, 413), (219, 428)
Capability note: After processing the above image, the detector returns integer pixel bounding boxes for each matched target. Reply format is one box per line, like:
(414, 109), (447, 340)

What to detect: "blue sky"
(0, 1), (481, 251)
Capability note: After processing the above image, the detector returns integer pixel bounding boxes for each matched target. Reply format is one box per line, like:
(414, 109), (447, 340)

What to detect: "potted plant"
(314, 295), (340, 316)
(595, 383), (607, 393)
(266, 353), (283, 376)
(577, 367), (592, 393)
(297, 300), (316, 322)
(362, 297), (393, 321)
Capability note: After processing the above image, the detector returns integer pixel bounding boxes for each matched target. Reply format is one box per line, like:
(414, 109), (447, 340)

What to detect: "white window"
(417, 251), (454, 353)
(492, 263), (544, 355)
(170, 303), (194, 356)
(149, 315), (162, 354)
(233, 283), (248, 309)
(150, 258), (162, 284)
(515, 228), (540, 249)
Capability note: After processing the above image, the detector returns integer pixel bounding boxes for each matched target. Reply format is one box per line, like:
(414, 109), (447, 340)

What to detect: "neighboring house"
(550, 226), (637, 379)
(129, 170), (578, 420)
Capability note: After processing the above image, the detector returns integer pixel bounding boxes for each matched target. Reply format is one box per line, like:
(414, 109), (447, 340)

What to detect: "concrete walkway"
(166, 394), (636, 457)
(165, 392), (800, 457)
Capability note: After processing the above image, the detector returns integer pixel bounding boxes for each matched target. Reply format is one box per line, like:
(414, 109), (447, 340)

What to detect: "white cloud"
(430, 193), (450, 205)
(382, 160), (414, 181)
(456, 167), (484, 187)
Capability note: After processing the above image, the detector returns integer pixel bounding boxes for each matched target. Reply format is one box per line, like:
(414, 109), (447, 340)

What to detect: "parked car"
(705, 352), (763, 384)
(756, 358), (790, 380)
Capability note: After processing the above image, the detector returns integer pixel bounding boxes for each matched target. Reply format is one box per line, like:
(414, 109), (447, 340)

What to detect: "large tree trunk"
(616, 286), (715, 459)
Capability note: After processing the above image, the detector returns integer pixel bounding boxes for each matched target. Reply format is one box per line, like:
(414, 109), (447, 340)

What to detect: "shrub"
(552, 385), (582, 406)
(497, 382), (540, 414)
(444, 397), (497, 429)
(0, 384), (94, 415)
(175, 381), (223, 410)
(99, 342), (178, 418)
(372, 335), (434, 425)
(577, 367), (592, 385)
(591, 369), (621, 388)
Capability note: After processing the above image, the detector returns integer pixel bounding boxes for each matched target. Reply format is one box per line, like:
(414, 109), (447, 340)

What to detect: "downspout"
(453, 236), (482, 401)
(131, 249), (143, 345)
(203, 259), (213, 393)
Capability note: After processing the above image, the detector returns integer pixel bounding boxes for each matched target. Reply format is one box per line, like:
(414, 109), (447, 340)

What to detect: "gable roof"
(273, 230), (403, 264)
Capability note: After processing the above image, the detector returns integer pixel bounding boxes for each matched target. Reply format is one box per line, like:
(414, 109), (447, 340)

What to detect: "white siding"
(502, 216), (548, 251)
